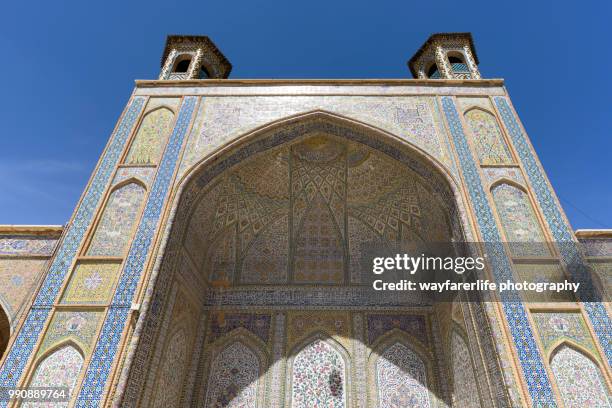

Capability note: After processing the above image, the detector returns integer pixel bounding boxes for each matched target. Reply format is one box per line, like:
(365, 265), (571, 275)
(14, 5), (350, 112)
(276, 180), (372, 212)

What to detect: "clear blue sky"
(0, 0), (609, 229)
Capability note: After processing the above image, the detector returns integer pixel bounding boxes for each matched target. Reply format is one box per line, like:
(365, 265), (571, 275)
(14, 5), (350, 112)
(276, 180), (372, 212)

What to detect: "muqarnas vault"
(0, 33), (610, 408)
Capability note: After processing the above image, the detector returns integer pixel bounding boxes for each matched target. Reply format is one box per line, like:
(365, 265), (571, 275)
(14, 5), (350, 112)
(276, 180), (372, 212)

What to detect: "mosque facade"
(0, 33), (610, 407)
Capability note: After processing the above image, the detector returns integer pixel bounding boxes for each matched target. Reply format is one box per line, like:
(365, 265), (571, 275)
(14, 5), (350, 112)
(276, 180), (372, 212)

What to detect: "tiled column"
(441, 96), (558, 407)
(75, 96), (198, 406)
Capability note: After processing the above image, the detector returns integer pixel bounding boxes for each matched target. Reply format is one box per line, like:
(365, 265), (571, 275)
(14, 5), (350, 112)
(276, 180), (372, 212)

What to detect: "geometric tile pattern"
(61, 262), (121, 305)
(494, 96), (611, 368)
(366, 314), (428, 346)
(75, 96), (198, 407)
(451, 331), (481, 408)
(204, 341), (260, 408)
(207, 313), (271, 345)
(441, 96), (557, 407)
(0, 96), (146, 403)
(375, 341), (431, 408)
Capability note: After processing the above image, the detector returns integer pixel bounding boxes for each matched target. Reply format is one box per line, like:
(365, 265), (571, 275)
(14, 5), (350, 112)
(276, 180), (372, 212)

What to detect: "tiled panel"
(494, 97), (611, 367)
(441, 96), (557, 407)
(75, 96), (198, 407)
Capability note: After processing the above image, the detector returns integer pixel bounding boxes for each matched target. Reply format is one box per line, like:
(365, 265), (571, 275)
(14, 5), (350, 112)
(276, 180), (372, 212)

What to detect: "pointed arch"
(368, 331), (433, 408)
(85, 181), (147, 257)
(489, 177), (527, 192)
(549, 342), (611, 407)
(203, 330), (268, 408)
(178, 110), (460, 209)
(490, 181), (550, 257)
(464, 107), (513, 165)
(124, 106), (175, 165)
(450, 328), (482, 408)
(24, 342), (84, 407)
(288, 331), (349, 408)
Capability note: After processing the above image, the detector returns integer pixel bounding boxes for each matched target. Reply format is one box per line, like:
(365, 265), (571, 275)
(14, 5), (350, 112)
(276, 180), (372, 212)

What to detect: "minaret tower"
(408, 32), (481, 79)
(158, 35), (232, 80)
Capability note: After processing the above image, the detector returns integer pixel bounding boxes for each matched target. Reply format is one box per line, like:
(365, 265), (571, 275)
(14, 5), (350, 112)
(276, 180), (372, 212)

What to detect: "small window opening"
(198, 65), (211, 79)
(448, 54), (470, 75)
(173, 57), (192, 73)
(427, 64), (441, 79)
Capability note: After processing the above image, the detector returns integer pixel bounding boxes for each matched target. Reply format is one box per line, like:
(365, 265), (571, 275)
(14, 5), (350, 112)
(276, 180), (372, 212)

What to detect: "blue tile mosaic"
(0, 97), (146, 406)
(75, 96), (198, 406)
(494, 97), (611, 367)
(441, 96), (557, 407)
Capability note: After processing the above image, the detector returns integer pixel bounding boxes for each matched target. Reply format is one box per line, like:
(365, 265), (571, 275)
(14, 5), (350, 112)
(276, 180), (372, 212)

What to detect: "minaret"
(159, 35), (232, 80)
(408, 32), (481, 79)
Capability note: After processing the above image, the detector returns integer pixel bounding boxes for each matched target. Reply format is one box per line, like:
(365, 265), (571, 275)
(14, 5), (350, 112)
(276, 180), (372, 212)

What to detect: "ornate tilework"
(481, 167), (524, 186)
(291, 339), (346, 408)
(550, 346), (610, 408)
(23, 345), (83, 408)
(269, 313), (286, 408)
(366, 314), (428, 346)
(207, 313), (271, 345)
(532, 312), (599, 359)
(204, 341), (261, 408)
(0, 96), (145, 401)
(494, 97), (611, 367)
(579, 238), (612, 257)
(451, 331), (481, 408)
(125, 107), (175, 165)
(179, 96), (455, 178)
(375, 341), (431, 408)
(61, 262), (121, 305)
(287, 312), (350, 350)
(441, 96), (556, 406)
(75, 96), (197, 407)
(151, 328), (189, 407)
(86, 182), (146, 257)
(37, 311), (103, 357)
(456, 97), (493, 113)
(464, 109), (512, 165)
(184, 134), (452, 286)
(0, 259), (49, 321)
(112, 167), (156, 188)
(514, 264), (574, 302)
(0, 235), (58, 256)
(491, 183), (549, 257)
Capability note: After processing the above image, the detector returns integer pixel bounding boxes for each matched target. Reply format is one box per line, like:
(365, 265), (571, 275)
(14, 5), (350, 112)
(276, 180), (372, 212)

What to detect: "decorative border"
(0, 97), (146, 401)
(75, 96), (198, 406)
(441, 96), (557, 406)
(494, 96), (611, 367)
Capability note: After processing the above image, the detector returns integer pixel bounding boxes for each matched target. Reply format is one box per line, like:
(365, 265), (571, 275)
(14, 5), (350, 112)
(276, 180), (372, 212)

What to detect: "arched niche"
(118, 112), (511, 408)
(549, 342), (611, 408)
(23, 342), (85, 408)
(124, 106), (175, 165)
(464, 107), (513, 165)
(367, 330), (436, 408)
(287, 332), (350, 408)
(85, 181), (147, 257)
